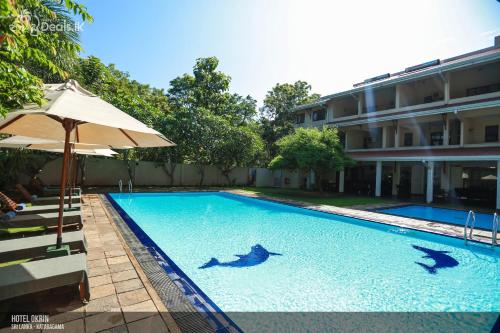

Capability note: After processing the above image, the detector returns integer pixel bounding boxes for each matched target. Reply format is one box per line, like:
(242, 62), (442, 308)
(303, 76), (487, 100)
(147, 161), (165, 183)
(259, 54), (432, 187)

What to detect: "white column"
(394, 122), (400, 148)
(443, 115), (449, 146)
(459, 120), (464, 147)
(382, 126), (388, 148)
(426, 161), (434, 204)
(375, 161), (382, 197)
(357, 95), (363, 115)
(339, 169), (345, 193)
(395, 84), (401, 109)
(496, 160), (500, 210)
(441, 162), (450, 192)
(444, 73), (450, 102)
(392, 162), (400, 196)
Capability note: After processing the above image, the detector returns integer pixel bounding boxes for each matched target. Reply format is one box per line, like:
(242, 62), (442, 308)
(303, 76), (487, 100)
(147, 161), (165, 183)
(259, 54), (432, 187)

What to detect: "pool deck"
(0, 194), (182, 333)
(226, 190), (496, 245)
(4, 189), (494, 333)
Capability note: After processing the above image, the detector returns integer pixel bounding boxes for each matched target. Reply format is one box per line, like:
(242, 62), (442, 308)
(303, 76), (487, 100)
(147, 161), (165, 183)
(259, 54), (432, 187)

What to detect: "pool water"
(377, 205), (499, 230)
(109, 192), (499, 332)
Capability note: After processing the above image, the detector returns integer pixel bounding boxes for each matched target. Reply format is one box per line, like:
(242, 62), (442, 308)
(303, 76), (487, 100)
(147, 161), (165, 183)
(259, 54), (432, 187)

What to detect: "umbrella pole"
(56, 119), (75, 248)
(67, 153), (75, 209)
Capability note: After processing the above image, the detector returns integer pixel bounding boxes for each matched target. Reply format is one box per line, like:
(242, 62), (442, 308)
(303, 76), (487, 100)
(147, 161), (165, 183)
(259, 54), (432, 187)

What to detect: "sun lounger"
(1, 210), (82, 229)
(0, 191), (80, 215)
(31, 178), (82, 197)
(0, 230), (87, 262)
(43, 186), (82, 197)
(0, 226), (47, 237)
(16, 184), (81, 205)
(0, 253), (90, 302)
(16, 203), (82, 215)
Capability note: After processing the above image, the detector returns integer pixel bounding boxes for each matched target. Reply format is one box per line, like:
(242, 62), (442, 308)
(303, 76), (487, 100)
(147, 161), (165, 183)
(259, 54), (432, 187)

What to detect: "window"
(485, 125), (499, 142)
(430, 132), (443, 146)
(403, 133), (413, 146)
(295, 113), (305, 124)
(312, 110), (326, 121)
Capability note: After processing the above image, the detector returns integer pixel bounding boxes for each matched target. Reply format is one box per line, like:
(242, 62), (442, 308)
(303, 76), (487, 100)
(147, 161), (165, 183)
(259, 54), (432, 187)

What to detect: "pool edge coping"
(101, 193), (243, 333)
(225, 190), (497, 247)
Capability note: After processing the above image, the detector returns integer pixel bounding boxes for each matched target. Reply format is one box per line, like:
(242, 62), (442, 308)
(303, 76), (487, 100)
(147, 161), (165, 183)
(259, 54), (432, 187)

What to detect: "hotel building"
(291, 36), (500, 209)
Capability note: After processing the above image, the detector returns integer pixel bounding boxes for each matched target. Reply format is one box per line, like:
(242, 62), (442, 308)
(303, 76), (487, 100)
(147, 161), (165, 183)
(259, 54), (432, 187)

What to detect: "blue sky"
(78, 0), (500, 105)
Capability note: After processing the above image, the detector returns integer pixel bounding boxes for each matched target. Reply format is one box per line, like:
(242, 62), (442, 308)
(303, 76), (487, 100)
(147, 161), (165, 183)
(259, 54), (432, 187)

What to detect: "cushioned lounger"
(16, 203), (81, 216)
(0, 253), (89, 302)
(43, 187), (81, 196)
(2, 210), (82, 228)
(16, 184), (81, 205)
(0, 230), (87, 262)
(32, 195), (81, 206)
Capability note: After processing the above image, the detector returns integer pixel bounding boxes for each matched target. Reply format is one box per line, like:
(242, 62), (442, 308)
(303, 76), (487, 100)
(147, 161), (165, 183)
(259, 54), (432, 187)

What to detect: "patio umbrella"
(0, 135), (118, 208)
(0, 80), (174, 248)
(0, 135), (114, 152)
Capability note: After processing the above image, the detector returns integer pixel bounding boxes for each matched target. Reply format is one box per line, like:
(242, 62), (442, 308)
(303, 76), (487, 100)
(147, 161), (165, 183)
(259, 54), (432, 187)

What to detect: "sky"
(78, 0), (500, 105)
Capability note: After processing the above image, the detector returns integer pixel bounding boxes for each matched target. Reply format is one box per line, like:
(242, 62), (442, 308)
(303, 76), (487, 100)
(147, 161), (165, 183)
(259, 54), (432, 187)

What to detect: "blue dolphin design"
(412, 245), (459, 274)
(199, 244), (282, 269)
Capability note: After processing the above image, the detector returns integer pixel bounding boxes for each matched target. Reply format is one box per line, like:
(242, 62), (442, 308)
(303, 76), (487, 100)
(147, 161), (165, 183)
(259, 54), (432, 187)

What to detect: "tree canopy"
(0, 0), (92, 116)
(259, 81), (320, 159)
(0, 2), (333, 187)
(269, 127), (354, 192)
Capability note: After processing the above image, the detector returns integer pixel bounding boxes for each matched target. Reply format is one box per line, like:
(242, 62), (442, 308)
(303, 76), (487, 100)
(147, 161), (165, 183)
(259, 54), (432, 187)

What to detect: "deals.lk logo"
(12, 9), (84, 36)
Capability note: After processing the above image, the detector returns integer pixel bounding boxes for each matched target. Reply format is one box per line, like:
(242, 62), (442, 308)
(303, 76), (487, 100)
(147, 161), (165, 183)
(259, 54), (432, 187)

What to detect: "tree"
(259, 81), (320, 160)
(168, 57), (256, 125)
(0, 0), (92, 116)
(268, 127), (354, 193)
(166, 57), (264, 183)
(72, 56), (173, 184)
(211, 119), (264, 184)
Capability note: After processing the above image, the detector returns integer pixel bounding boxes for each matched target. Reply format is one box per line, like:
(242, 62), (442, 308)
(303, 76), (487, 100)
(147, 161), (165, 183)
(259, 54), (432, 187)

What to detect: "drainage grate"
(100, 195), (217, 333)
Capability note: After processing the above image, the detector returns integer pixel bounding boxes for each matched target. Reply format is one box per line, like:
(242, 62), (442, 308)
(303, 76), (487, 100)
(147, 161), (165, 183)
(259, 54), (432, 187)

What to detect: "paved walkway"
(227, 190), (495, 244)
(0, 194), (181, 333)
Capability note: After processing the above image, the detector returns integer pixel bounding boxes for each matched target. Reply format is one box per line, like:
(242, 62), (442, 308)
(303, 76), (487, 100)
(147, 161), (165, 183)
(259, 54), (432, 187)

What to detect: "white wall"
(37, 157), (251, 187)
(464, 117), (500, 144)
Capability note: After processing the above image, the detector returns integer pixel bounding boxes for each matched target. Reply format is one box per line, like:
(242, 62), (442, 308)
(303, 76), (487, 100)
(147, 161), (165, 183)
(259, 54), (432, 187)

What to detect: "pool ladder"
(128, 179), (133, 193)
(464, 210), (499, 247)
(464, 210), (476, 245)
(492, 212), (498, 247)
(118, 179), (123, 192)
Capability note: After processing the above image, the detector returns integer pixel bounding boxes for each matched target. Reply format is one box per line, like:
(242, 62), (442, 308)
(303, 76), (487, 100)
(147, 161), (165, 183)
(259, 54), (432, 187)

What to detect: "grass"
(237, 187), (396, 207)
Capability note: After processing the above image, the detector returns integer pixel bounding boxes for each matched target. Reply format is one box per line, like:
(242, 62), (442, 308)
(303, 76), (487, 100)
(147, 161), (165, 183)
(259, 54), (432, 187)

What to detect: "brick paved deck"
(0, 194), (181, 333)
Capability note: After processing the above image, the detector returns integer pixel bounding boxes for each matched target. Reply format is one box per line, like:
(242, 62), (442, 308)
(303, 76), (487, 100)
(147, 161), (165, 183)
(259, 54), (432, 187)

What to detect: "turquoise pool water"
(377, 205), (499, 231)
(108, 192), (499, 332)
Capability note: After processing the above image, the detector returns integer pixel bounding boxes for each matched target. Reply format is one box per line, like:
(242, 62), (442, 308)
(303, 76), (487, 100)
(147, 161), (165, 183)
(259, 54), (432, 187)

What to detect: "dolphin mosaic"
(412, 245), (459, 274)
(199, 244), (282, 269)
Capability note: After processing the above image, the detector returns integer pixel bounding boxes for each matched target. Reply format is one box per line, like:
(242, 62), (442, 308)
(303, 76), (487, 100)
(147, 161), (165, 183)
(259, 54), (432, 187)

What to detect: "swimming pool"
(376, 205), (499, 231)
(108, 192), (499, 332)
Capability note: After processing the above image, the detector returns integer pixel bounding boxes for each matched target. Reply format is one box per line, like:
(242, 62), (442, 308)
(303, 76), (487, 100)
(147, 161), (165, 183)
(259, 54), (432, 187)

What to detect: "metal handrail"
(128, 179), (133, 193)
(118, 179), (123, 192)
(464, 210), (476, 244)
(492, 212), (498, 247)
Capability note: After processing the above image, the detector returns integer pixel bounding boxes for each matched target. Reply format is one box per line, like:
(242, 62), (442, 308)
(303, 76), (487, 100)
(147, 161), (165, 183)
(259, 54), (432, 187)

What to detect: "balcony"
(361, 86), (396, 114)
(398, 75), (445, 108)
(449, 60), (500, 101)
(329, 96), (358, 119)
(344, 109), (500, 153)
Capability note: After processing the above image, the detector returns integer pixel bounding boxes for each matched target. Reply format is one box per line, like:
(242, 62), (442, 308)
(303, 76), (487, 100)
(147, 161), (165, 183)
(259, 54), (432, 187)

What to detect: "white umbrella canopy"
(0, 135), (112, 150)
(40, 148), (117, 157)
(0, 80), (174, 248)
(0, 80), (174, 148)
